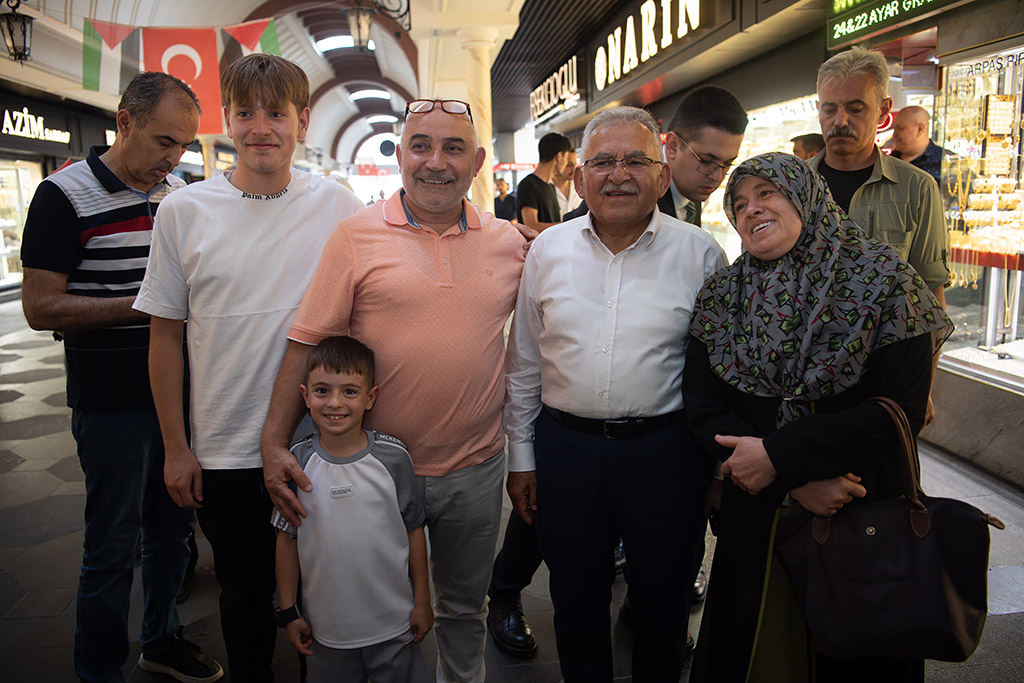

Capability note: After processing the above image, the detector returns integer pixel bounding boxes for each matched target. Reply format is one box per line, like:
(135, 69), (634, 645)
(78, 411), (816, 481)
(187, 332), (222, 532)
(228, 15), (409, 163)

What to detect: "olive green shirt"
(809, 148), (951, 291)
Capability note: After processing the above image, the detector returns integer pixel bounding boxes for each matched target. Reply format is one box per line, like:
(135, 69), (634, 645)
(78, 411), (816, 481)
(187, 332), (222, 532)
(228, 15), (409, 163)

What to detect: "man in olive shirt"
(808, 47), (949, 297)
(808, 46), (950, 423)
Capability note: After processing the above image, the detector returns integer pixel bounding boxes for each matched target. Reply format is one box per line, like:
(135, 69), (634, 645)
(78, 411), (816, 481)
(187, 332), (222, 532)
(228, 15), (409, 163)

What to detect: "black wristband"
(275, 605), (301, 627)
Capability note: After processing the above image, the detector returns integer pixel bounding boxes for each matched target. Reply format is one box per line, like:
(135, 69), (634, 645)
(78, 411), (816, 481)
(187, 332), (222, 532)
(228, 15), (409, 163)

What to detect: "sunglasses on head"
(405, 99), (474, 123)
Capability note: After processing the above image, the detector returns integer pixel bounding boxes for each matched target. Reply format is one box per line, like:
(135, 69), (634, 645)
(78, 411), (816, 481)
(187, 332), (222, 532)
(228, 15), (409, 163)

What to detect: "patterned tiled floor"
(1, 298), (1022, 682)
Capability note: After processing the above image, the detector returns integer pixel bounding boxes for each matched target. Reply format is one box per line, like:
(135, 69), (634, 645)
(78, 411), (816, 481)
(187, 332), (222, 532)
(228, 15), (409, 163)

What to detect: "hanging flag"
(82, 19), (141, 95)
(142, 27), (223, 134)
(224, 18), (280, 54)
(221, 18), (281, 69)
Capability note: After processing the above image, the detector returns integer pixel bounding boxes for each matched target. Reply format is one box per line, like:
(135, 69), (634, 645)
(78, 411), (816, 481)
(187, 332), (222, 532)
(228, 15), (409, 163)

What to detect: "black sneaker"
(139, 633), (223, 683)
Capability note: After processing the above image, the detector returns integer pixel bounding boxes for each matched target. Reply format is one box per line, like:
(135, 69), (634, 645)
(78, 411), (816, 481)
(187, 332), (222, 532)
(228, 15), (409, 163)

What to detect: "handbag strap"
(813, 397), (931, 544)
(870, 397), (922, 497)
(870, 396), (930, 537)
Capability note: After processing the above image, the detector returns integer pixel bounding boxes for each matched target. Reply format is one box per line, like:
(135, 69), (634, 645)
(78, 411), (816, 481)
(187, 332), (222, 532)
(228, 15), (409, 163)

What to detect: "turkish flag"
(143, 28), (223, 134)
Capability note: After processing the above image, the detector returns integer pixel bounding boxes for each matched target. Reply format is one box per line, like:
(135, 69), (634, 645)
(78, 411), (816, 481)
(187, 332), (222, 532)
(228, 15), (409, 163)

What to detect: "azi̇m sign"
(594, 0), (703, 93)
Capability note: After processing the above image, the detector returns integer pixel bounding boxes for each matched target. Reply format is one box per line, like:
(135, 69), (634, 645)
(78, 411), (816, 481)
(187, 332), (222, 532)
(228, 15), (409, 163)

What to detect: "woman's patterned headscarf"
(690, 153), (952, 426)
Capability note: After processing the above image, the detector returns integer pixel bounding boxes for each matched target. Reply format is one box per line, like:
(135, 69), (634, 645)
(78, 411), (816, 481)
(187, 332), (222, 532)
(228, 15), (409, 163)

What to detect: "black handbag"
(774, 396), (1005, 662)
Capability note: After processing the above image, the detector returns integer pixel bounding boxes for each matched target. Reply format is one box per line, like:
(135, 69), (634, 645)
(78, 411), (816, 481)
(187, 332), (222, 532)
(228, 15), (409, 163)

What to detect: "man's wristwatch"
(275, 605), (301, 627)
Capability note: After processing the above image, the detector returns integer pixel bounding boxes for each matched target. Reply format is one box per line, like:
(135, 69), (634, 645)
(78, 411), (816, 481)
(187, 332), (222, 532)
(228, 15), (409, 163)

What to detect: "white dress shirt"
(504, 210), (728, 471)
(669, 181), (696, 224)
(551, 181), (583, 217)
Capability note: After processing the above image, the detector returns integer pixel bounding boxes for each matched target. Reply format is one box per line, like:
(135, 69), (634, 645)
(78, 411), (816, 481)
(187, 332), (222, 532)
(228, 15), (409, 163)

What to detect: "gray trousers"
(306, 628), (431, 683)
(421, 451), (505, 683)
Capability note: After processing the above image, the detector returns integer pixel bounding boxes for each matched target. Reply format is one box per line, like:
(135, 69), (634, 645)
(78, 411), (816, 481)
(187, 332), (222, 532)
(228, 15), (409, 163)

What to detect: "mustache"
(827, 125), (858, 139)
(600, 182), (639, 195)
(155, 162), (173, 173)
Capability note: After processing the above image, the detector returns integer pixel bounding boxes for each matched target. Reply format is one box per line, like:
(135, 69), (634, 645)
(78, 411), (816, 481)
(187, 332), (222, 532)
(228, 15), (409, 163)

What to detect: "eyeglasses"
(581, 155), (664, 175)
(673, 132), (733, 175)
(405, 99), (473, 123)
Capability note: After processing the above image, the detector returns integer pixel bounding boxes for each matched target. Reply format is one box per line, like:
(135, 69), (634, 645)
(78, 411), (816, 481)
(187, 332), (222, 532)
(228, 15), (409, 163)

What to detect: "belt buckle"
(603, 418), (630, 439)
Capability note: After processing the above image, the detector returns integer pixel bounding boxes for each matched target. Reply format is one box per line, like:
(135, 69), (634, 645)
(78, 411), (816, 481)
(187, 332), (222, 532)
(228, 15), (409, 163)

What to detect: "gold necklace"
(1004, 254), (1017, 328)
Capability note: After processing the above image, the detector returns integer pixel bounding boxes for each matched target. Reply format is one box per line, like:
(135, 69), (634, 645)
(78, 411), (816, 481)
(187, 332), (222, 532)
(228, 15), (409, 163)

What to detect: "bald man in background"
(891, 105), (951, 185)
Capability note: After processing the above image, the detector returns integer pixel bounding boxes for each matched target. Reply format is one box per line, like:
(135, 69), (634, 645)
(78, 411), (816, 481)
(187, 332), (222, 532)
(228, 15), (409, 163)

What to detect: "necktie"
(683, 201), (698, 225)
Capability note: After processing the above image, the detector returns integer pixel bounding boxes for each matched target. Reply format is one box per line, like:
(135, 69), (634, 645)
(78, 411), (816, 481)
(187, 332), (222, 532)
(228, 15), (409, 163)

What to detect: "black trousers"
(534, 408), (710, 683)
(489, 508), (544, 604)
(196, 468), (277, 683)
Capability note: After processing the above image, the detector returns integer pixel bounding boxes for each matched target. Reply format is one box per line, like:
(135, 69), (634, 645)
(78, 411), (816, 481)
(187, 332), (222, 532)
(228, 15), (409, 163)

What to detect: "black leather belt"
(543, 405), (685, 440)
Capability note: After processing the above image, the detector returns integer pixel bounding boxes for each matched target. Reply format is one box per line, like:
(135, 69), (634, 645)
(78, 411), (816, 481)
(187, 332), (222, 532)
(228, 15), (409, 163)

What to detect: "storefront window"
(0, 159), (43, 288)
(938, 44), (1024, 380)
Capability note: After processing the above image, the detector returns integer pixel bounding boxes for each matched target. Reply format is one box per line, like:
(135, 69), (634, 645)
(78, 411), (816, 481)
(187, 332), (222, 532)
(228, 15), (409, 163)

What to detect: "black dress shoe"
(691, 567), (708, 603)
(487, 597), (538, 658)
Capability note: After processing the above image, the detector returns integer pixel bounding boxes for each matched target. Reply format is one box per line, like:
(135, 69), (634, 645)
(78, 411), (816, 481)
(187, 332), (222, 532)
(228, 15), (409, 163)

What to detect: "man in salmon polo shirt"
(261, 98), (527, 683)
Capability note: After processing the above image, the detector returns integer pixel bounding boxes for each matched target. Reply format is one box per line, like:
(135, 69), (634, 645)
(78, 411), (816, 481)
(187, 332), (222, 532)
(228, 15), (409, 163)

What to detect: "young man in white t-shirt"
(134, 54), (363, 682)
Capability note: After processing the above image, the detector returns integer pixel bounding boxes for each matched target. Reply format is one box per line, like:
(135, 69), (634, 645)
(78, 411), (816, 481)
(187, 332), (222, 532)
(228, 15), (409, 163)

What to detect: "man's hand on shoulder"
(510, 221), (537, 256)
(262, 443), (311, 526)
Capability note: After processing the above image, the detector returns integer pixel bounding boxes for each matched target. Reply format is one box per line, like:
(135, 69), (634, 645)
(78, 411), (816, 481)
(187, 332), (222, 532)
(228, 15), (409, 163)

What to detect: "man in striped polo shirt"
(20, 73), (222, 683)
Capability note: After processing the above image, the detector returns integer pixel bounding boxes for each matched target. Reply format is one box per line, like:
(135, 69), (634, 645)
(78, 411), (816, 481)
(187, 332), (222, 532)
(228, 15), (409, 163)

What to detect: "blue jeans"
(72, 408), (195, 683)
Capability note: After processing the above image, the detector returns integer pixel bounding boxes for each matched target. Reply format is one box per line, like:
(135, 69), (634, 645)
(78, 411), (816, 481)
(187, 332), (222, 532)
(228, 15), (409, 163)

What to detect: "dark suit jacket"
(562, 190), (697, 224)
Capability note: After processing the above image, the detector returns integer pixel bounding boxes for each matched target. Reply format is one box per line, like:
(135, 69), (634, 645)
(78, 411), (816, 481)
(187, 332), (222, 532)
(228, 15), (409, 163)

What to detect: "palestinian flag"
(82, 19), (141, 94)
(221, 19), (281, 65)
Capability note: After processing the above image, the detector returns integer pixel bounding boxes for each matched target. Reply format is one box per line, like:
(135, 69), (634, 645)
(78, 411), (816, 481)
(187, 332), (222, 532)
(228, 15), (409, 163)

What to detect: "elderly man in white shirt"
(504, 106), (726, 683)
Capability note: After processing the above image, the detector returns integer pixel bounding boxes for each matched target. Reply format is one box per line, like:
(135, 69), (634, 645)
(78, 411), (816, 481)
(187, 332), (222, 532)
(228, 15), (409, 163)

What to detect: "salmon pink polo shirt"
(289, 190), (527, 477)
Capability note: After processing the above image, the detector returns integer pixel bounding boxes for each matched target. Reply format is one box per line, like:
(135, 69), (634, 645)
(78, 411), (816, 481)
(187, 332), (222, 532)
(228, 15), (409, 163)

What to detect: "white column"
(199, 135), (217, 180)
(458, 27), (498, 214)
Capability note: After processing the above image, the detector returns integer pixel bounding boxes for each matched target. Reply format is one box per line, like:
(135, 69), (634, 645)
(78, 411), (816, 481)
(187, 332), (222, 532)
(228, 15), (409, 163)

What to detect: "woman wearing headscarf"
(684, 153), (952, 683)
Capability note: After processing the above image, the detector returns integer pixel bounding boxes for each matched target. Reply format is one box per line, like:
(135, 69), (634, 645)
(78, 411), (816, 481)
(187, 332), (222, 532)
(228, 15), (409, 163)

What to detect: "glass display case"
(937, 44), (1024, 377)
(0, 159), (43, 288)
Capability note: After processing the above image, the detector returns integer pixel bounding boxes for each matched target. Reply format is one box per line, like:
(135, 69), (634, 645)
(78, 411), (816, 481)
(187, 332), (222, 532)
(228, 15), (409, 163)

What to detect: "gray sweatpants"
(306, 628), (431, 683)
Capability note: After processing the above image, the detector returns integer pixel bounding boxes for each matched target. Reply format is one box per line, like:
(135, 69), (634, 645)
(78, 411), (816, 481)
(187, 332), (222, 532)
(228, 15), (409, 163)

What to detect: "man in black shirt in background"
(517, 132), (571, 232)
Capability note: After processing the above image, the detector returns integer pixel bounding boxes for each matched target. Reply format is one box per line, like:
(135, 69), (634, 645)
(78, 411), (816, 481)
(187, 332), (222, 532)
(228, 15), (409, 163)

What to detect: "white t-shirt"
(271, 431), (424, 648)
(135, 170), (363, 469)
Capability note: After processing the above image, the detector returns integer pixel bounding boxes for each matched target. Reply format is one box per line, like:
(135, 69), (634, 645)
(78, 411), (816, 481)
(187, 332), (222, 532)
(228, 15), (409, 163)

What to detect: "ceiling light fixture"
(344, 0), (411, 52)
(0, 0), (33, 65)
(367, 114), (399, 124)
(350, 89), (391, 101)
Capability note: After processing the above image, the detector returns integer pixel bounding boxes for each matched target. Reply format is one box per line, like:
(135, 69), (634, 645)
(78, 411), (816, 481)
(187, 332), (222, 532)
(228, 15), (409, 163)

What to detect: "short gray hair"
(582, 106), (661, 159)
(817, 47), (889, 106)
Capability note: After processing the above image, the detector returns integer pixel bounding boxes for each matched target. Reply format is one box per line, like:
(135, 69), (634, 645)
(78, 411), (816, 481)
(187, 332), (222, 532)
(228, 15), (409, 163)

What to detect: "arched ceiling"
(2, 0), (421, 165)
(2, 1), (524, 166)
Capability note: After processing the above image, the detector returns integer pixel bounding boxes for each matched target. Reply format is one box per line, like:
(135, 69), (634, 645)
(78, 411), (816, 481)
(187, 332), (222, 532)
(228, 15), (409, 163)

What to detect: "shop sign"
(2, 107), (72, 145)
(830, 0), (877, 15)
(493, 162), (537, 172)
(593, 0), (702, 93)
(530, 56), (580, 123)
(951, 50), (1024, 77)
(827, 0), (970, 50)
